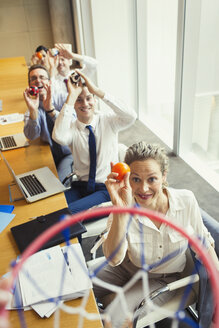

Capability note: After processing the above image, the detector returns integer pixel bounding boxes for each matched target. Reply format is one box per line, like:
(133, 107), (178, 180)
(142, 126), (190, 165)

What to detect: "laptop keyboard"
(20, 174), (46, 196)
(1, 136), (17, 149)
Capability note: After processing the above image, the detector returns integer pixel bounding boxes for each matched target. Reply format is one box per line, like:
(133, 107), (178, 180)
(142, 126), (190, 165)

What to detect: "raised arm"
(103, 167), (132, 266)
(23, 86), (42, 139)
(55, 43), (84, 64)
(75, 69), (105, 98)
(55, 43), (98, 76)
(23, 83), (57, 140)
(52, 79), (82, 146)
(47, 50), (59, 78)
(76, 69), (137, 131)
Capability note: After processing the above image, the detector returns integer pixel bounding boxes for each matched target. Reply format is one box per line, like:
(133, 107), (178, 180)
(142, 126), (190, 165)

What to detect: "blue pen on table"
(60, 215), (71, 272)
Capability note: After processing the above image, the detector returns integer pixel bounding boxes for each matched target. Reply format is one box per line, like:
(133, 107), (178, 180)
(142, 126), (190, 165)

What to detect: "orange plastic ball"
(112, 162), (130, 181)
(36, 52), (43, 60)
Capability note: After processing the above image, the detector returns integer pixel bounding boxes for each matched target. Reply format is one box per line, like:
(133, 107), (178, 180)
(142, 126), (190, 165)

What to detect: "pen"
(60, 215), (71, 273)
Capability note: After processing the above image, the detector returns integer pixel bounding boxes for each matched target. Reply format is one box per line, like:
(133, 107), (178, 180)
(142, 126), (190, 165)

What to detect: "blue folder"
(0, 205), (14, 213)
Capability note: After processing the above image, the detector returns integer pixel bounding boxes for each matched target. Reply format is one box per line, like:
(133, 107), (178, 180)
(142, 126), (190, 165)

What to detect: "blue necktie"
(64, 79), (68, 90)
(86, 125), (96, 193)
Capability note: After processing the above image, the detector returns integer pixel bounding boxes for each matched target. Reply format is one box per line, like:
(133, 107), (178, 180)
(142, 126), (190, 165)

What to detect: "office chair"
(87, 208), (219, 327)
(87, 243), (199, 327)
(133, 249), (199, 327)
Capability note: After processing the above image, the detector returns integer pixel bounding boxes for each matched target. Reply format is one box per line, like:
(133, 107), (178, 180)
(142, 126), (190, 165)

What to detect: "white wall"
(88, 0), (138, 112)
(0, 0), (53, 65)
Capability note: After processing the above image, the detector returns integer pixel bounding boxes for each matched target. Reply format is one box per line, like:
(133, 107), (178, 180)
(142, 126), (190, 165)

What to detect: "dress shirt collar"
(165, 187), (185, 216)
(76, 114), (98, 131)
(56, 70), (74, 82)
(133, 187), (186, 230)
(132, 199), (159, 231)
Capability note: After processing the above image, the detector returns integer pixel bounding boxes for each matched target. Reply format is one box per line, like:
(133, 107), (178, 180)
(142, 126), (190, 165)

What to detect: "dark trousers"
(64, 181), (111, 222)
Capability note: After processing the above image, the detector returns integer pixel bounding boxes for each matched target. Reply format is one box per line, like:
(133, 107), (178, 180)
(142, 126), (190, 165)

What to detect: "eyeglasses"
(29, 75), (49, 82)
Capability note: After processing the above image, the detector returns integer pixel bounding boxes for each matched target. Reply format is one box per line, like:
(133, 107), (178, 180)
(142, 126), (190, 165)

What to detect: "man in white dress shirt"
(52, 70), (137, 217)
(24, 46), (97, 184)
(51, 44), (98, 111)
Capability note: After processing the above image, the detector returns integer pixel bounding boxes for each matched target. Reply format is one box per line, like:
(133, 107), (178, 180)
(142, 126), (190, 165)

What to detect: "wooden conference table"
(0, 57), (102, 327)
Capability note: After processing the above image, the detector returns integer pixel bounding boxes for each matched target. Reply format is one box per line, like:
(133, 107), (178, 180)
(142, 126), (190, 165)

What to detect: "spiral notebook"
(11, 208), (87, 253)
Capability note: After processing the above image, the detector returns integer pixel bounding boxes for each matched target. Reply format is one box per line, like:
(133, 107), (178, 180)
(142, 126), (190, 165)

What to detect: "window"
(137, 0), (178, 148)
(179, 0), (219, 191)
(79, 0), (219, 191)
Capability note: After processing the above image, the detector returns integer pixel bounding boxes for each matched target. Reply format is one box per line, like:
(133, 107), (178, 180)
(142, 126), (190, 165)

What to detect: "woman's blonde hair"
(124, 141), (169, 176)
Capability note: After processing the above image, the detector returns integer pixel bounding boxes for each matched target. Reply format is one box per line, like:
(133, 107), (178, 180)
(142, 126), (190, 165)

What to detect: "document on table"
(9, 244), (92, 318)
(0, 113), (24, 125)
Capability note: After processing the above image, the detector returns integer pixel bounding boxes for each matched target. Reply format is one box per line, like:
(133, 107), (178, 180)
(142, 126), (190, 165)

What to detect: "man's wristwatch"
(47, 108), (55, 113)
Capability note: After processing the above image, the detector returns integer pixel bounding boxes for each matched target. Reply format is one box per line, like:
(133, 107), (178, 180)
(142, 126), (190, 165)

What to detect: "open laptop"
(0, 133), (29, 151)
(0, 151), (67, 203)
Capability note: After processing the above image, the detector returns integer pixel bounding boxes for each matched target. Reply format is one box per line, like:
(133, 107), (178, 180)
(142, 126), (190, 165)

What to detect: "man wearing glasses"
(23, 64), (74, 184)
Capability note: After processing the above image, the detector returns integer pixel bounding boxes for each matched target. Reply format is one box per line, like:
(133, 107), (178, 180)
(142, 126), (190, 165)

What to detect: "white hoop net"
(4, 206), (219, 328)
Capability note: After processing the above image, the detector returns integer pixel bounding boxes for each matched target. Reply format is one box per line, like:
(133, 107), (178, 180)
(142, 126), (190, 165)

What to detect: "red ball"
(29, 86), (39, 96)
(112, 162), (130, 181)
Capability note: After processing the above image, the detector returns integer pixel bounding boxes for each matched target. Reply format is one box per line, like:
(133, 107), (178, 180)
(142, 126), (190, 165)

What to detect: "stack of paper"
(7, 244), (92, 317)
(0, 113), (24, 125)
